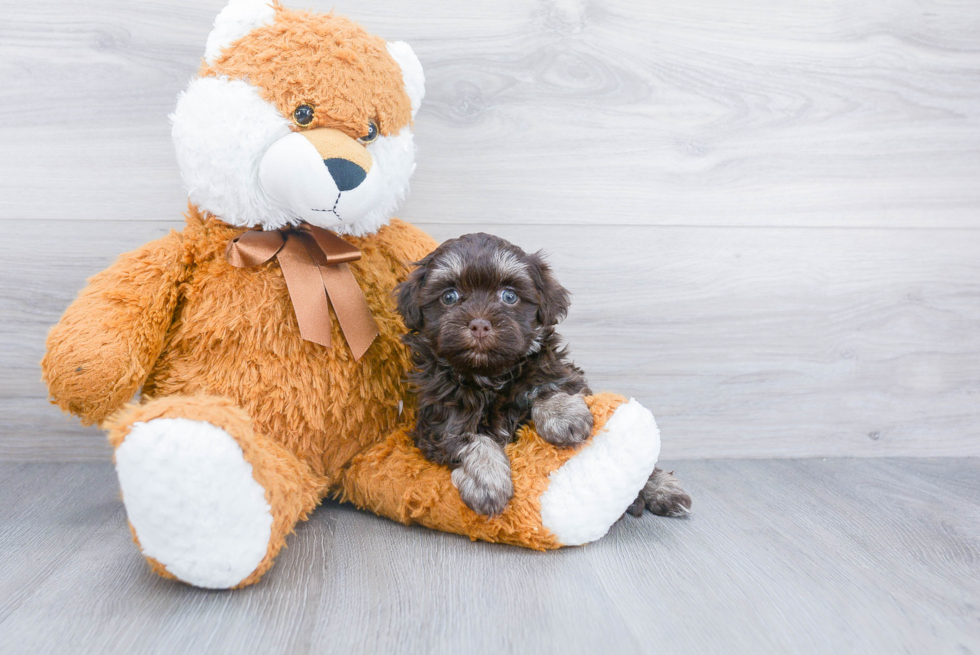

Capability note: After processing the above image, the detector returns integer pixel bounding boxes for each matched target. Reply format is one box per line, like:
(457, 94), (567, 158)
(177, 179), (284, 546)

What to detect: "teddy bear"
(40, 0), (683, 590)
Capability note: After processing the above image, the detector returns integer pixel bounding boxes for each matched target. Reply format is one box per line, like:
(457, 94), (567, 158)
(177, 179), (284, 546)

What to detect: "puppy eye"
(359, 121), (379, 144)
(500, 289), (519, 305)
(293, 104), (315, 127)
(441, 289), (460, 305)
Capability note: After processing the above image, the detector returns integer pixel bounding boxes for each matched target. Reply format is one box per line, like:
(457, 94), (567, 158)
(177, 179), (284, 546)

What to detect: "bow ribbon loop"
(225, 224), (379, 360)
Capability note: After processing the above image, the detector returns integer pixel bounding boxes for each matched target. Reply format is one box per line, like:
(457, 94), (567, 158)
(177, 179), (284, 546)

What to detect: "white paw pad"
(539, 398), (661, 546)
(114, 418), (273, 589)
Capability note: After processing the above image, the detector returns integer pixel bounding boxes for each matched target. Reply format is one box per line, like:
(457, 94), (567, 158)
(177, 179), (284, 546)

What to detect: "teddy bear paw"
(114, 418), (273, 588)
(538, 398), (661, 546)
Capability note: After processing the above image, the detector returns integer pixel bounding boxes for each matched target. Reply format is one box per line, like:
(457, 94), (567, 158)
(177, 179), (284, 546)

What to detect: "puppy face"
(397, 233), (570, 376)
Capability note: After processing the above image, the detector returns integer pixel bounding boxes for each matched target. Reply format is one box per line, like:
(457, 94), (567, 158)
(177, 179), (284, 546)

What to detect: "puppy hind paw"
(532, 393), (594, 447)
(451, 434), (514, 517)
(636, 468), (691, 517)
(625, 496), (646, 518)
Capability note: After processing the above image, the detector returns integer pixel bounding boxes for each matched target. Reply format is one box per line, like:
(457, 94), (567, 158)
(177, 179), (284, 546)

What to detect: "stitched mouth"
(311, 192), (343, 217)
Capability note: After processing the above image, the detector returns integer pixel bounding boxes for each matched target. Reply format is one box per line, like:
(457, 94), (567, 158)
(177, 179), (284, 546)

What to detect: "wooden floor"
(2, 458), (977, 655)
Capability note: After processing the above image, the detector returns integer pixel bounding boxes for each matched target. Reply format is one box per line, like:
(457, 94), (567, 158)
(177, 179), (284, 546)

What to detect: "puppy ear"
(527, 252), (570, 326)
(395, 254), (433, 332)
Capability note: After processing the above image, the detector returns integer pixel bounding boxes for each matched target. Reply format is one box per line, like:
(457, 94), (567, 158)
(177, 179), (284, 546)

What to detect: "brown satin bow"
(225, 224), (379, 360)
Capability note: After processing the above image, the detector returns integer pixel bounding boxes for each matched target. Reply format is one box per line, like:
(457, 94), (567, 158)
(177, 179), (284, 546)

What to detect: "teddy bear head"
(170, 0), (424, 236)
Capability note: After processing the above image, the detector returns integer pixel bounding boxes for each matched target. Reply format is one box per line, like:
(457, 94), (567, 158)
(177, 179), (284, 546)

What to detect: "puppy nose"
(469, 318), (492, 339)
(324, 158), (366, 192)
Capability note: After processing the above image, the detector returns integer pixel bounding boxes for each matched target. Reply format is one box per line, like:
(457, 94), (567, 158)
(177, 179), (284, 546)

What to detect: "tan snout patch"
(302, 128), (373, 173)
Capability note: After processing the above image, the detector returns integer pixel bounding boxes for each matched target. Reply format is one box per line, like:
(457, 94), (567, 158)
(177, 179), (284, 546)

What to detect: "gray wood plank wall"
(2, 0), (978, 460)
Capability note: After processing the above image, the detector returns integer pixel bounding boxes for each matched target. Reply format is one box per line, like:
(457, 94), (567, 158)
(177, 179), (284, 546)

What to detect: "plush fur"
(341, 393), (636, 551)
(540, 398), (663, 544)
(175, 4), (421, 234)
(114, 416), (274, 589)
(204, 0), (277, 66)
(40, 2), (675, 589)
(200, 8), (413, 137)
(395, 233), (593, 516)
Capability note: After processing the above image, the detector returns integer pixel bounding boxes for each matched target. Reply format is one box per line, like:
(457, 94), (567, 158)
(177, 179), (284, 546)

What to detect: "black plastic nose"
(323, 158), (366, 192)
(469, 318), (492, 339)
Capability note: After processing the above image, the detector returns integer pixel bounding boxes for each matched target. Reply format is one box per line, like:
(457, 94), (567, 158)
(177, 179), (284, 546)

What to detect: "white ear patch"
(386, 41), (425, 118)
(205, 0), (277, 65)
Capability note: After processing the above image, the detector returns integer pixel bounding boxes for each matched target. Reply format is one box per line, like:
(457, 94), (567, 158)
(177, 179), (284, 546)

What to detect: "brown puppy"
(395, 233), (593, 516)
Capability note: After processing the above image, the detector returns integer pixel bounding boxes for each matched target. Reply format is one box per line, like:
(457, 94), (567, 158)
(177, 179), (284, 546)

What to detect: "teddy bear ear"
(204, 0), (279, 65)
(386, 41), (425, 118)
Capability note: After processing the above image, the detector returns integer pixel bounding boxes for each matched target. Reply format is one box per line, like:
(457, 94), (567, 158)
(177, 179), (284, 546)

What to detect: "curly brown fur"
(395, 233), (591, 515)
(626, 468), (692, 518)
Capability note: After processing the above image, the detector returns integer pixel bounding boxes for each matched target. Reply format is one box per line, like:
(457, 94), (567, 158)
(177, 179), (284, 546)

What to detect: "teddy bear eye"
(359, 121), (379, 144)
(499, 289), (519, 305)
(441, 289), (460, 306)
(293, 104), (315, 127)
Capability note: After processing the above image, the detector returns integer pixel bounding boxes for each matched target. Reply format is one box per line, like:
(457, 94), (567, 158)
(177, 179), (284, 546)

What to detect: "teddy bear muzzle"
(258, 127), (383, 229)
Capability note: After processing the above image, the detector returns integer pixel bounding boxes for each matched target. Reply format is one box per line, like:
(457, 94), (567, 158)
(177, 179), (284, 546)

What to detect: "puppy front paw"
(451, 434), (514, 517)
(532, 392), (594, 447)
(628, 468), (691, 517)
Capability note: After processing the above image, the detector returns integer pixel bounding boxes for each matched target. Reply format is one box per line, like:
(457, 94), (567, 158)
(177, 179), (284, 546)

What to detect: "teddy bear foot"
(114, 418), (274, 589)
(538, 398), (661, 546)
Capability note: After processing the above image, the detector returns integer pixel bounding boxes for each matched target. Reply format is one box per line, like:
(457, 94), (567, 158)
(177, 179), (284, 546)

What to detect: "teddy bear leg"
(104, 395), (326, 589)
(340, 393), (659, 549)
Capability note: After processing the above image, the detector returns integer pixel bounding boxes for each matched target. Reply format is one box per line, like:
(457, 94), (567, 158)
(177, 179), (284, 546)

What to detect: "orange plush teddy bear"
(41, 0), (680, 589)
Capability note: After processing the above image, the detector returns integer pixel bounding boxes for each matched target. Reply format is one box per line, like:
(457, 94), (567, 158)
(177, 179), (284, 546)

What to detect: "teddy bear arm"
(41, 230), (188, 426)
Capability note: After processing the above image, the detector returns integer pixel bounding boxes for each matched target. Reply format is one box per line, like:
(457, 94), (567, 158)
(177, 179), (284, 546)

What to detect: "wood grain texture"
(0, 0), (978, 226)
(2, 220), (978, 461)
(1, 458), (978, 654)
(2, 0), (979, 460)
(2, 5), (978, 649)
